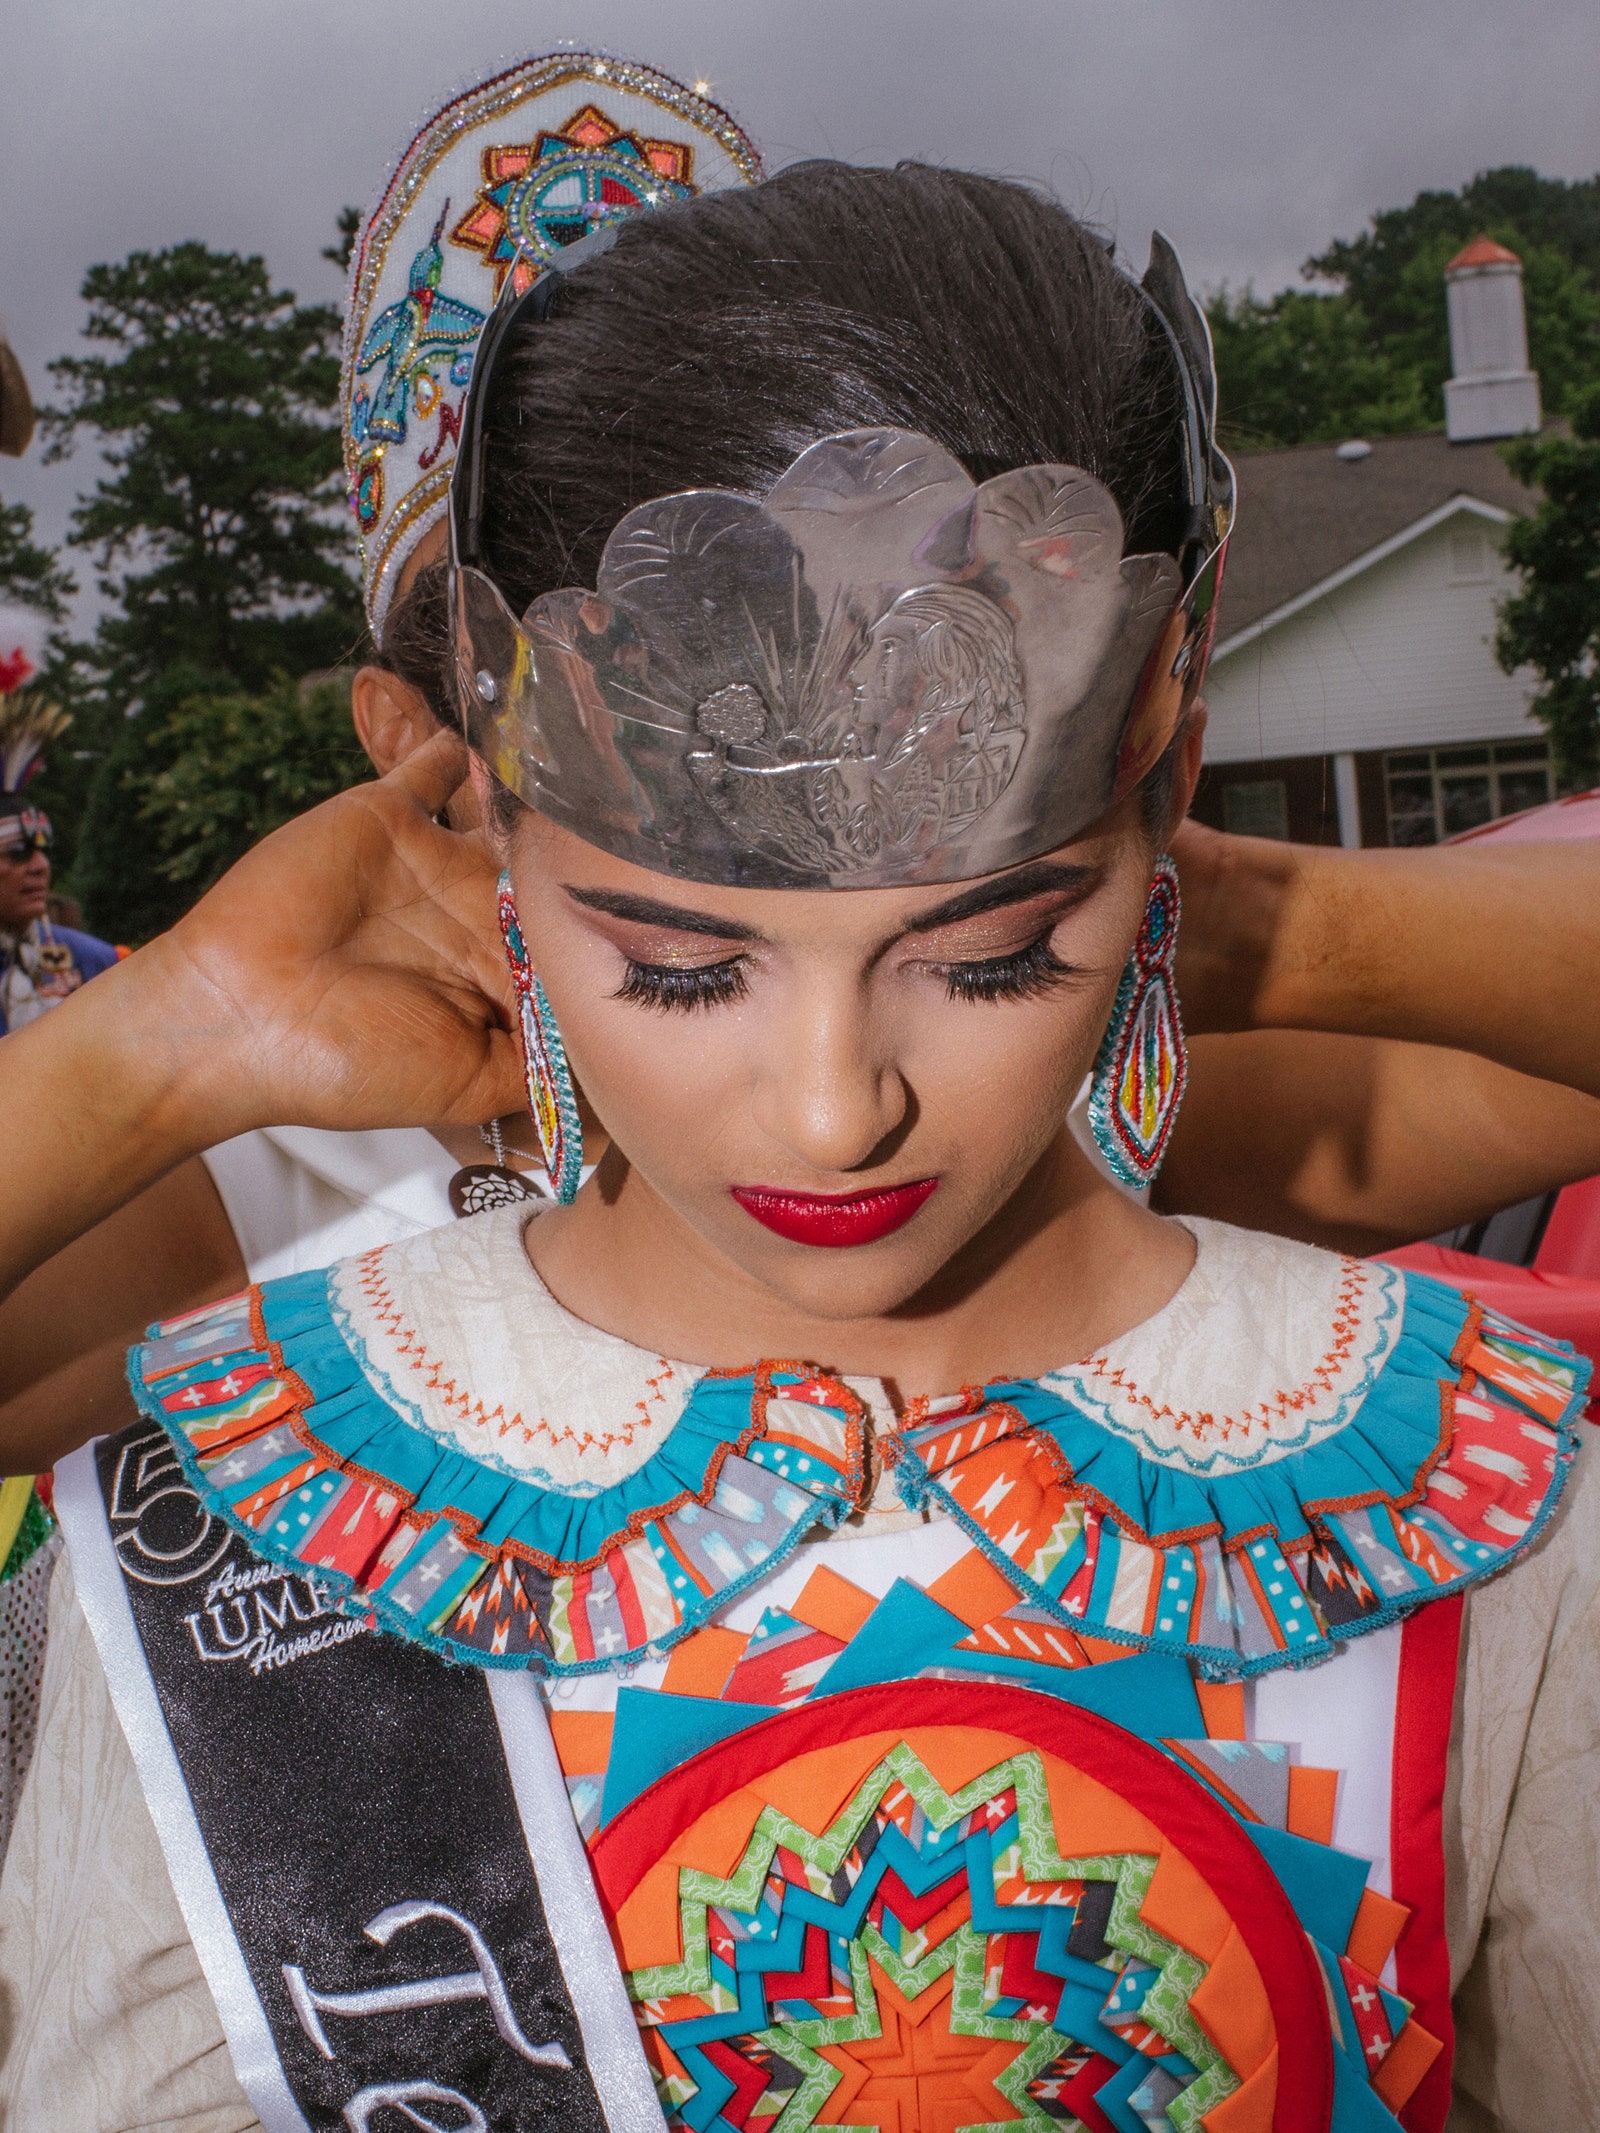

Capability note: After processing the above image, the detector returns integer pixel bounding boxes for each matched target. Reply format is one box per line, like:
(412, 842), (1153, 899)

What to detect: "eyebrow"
(563, 886), (766, 941)
(897, 861), (1100, 935)
(564, 860), (1098, 948)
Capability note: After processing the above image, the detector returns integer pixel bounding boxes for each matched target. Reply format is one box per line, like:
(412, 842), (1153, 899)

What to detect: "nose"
(748, 986), (910, 1177)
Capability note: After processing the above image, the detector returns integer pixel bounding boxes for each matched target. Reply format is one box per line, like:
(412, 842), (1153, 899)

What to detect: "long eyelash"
(938, 933), (1073, 1004)
(615, 957), (750, 1013)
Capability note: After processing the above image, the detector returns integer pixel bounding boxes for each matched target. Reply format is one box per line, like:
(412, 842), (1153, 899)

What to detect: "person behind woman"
(0, 55), (1595, 2133)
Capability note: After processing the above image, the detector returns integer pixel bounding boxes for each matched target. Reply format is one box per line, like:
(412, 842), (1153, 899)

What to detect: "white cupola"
(1443, 236), (1541, 443)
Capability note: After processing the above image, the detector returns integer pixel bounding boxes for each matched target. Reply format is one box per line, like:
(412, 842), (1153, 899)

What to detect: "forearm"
(1160, 1029), (1600, 1254)
(0, 1339), (142, 1474)
(0, 936), (246, 1304)
(1175, 827), (1600, 1095)
(0, 1157), (245, 1409)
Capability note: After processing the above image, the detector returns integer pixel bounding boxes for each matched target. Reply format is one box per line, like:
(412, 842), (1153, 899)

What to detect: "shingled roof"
(1214, 431), (1538, 643)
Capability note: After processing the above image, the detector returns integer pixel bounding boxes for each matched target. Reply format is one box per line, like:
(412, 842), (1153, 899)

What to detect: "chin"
(743, 1250), (943, 1324)
(704, 1201), (976, 1325)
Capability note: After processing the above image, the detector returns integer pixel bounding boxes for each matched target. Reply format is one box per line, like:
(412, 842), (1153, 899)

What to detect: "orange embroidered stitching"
(1071, 1257), (1377, 1442)
(351, 1246), (677, 1459)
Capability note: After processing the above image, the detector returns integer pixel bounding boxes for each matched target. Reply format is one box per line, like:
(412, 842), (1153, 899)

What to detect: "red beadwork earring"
(1087, 854), (1187, 1190)
(497, 871), (583, 1205)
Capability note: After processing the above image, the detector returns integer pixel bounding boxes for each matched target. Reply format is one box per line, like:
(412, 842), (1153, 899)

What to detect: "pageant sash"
(57, 1422), (666, 2133)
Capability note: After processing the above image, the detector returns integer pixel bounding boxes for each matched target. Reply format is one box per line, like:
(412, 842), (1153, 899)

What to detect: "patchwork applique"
(591, 1681), (1444, 2133)
(130, 1281), (864, 1676)
(888, 1283), (1587, 1677)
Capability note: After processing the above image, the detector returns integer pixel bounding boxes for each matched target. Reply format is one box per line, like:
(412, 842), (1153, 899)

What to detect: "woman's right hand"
(0, 733), (520, 1299)
(158, 729), (521, 1139)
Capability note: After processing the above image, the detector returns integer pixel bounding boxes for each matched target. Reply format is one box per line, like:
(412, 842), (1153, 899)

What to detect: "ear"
(351, 665), (443, 777)
(1167, 701), (1209, 836)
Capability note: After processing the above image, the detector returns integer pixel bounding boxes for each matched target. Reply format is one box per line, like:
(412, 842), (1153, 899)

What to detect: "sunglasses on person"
(0, 809), (53, 859)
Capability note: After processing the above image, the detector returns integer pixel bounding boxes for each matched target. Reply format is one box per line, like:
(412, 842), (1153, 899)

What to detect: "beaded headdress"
(343, 54), (764, 639)
(450, 230), (1234, 889)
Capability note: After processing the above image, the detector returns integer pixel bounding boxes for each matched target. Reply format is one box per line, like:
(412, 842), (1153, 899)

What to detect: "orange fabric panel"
(905, 1726), (1033, 1800)
(790, 1564), (878, 1643)
(1371, 2017), (1444, 2113)
(1040, 1756), (1163, 1858)
(754, 1733), (902, 1830)
(1286, 1766), (1339, 1846)
(815, 1965), (1023, 2133)
(1075, 1633), (1137, 1665)
(1186, 1923), (1275, 2080)
(667, 1786), (768, 1878)
(612, 1855), (687, 1971)
(548, 1711), (614, 1776)
(1138, 1844), (1231, 1965)
(925, 1549), (1022, 1630)
(660, 1624), (748, 1699)
(1199, 2044), (1277, 2133)
(1345, 1887), (1410, 1977)
(1195, 1679), (1247, 1741)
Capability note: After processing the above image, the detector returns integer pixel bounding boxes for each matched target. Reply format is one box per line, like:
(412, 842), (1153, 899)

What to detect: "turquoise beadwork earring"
(1087, 853), (1187, 1190)
(496, 872), (583, 1204)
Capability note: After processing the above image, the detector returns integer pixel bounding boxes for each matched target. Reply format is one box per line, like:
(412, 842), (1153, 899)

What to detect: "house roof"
(1213, 430), (1538, 642)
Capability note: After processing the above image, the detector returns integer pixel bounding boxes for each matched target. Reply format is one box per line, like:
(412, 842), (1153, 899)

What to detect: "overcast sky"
(3, 0), (1596, 634)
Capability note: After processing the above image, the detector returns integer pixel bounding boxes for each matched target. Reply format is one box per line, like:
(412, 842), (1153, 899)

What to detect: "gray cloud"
(4, 0), (1596, 583)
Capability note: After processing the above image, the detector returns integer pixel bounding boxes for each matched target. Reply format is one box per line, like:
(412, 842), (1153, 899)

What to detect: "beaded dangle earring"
(1087, 854), (1188, 1190)
(497, 872), (584, 1205)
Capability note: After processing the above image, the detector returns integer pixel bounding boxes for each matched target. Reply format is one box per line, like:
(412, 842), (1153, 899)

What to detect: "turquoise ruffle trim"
(974, 1276), (1469, 1551)
(264, 1268), (773, 1571)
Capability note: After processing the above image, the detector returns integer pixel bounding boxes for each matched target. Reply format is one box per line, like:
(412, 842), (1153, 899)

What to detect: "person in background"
(0, 723), (119, 1845)
(0, 796), (118, 1035)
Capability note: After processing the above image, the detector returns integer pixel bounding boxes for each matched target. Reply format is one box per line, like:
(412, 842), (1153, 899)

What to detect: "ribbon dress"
(57, 1205), (1588, 2133)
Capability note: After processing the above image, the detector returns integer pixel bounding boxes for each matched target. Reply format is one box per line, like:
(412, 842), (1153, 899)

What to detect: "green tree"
(75, 674), (371, 934)
(323, 206), (361, 273)
(1206, 286), (1430, 449)
(46, 242), (360, 697)
(44, 239), (364, 936)
(1495, 384), (1600, 787)
(1309, 168), (1600, 332)
(1212, 167), (1600, 449)
(0, 498), (75, 621)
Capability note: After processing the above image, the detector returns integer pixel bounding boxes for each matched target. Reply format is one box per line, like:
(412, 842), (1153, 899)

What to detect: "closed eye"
(930, 930), (1074, 1003)
(615, 956), (750, 1013)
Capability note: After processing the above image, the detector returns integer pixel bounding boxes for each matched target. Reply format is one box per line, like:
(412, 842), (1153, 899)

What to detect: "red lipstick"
(731, 1178), (938, 1248)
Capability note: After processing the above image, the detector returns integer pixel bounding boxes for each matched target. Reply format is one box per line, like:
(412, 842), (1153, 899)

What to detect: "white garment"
(199, 1124), (460, 1283)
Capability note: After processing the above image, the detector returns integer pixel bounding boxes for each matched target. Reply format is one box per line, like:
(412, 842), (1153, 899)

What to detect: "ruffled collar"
(128, 1208), (1589, 1680)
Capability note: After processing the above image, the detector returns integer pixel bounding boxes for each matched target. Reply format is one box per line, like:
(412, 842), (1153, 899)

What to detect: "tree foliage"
(1496, 384), (1600, 787)
(1210, 166), (1600, 450)
(42, 238), (365, 937)
(1205, 287), (1429, 449)
(1308, 166), (1600, 326)
(45, 242), (361, 698)
(0, 498), (75, 621)
(74, 673), (372, 939)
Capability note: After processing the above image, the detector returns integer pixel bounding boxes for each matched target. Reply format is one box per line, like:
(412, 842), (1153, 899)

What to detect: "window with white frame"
(1385, 740), (1553, 845)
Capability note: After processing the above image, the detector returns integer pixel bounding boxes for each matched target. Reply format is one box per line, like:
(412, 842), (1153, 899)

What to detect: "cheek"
(549, 979), (756, 1171)
(900, 981), (1116, 1162)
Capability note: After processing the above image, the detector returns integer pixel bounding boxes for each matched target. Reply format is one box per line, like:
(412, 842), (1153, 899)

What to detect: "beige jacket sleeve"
(1447, 1436), (1600, 2133)
(0, 1551), (259, 2133)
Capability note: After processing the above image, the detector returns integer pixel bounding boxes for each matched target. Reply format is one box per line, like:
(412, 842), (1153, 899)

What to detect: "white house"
(1193, 240), (1551, 847)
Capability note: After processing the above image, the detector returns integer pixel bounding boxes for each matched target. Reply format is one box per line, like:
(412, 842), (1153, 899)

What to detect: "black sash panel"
(60, 1422), (638, 2133)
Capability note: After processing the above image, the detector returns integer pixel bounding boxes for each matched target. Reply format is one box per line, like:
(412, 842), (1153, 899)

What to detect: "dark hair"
(376, 160), (1190, 830)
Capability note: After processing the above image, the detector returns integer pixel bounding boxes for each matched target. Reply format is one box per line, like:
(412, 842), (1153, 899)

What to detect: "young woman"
(0, 53), (1594, 2133)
